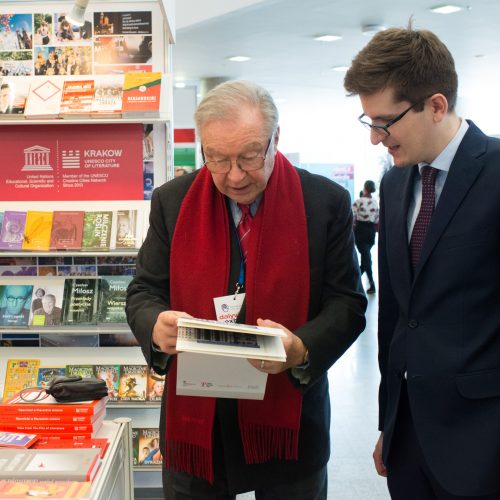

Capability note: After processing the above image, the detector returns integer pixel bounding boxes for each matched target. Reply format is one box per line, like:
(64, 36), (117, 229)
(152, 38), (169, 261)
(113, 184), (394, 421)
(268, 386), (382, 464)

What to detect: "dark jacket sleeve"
(126, 174), (195, 374)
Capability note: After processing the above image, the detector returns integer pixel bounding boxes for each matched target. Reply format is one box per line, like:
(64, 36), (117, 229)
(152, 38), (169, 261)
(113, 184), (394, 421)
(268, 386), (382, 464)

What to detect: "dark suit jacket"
(127, 166), (367, 493)
(378, 121), (500, 496)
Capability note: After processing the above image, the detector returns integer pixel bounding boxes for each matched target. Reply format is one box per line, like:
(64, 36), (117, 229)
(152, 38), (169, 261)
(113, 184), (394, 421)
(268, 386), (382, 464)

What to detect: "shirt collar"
(418, 118), (469, 174)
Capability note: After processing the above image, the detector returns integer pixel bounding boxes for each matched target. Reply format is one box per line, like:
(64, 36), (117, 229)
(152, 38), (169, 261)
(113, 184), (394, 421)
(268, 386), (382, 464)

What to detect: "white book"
(24, 76), (64, 119)
(90, 74), (124, 119)
(176, 317), (287, 362)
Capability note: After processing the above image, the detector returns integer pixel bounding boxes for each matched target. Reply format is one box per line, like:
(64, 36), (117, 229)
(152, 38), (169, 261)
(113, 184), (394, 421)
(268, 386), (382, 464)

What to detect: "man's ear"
(274, 126), (280, 150)
(428, 93), (448, 123)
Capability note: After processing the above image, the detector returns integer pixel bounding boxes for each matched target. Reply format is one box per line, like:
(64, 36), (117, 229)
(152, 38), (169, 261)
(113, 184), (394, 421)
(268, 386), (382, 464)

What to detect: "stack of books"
(0, 390), (108, 443)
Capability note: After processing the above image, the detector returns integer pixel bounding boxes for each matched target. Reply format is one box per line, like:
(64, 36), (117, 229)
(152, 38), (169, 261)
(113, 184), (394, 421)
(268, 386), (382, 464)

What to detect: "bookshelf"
(0, 0), (174, 492)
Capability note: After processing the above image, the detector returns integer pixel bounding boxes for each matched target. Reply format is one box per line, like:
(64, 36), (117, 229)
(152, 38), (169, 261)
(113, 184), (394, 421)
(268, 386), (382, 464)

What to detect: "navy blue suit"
(378, 121), (500, 496)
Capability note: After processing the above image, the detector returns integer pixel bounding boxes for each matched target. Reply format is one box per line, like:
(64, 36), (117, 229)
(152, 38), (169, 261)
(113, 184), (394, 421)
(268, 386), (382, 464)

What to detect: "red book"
(50, 211), (85, 250)
(59, 79), (94, 118)
(0, 406), (105, 424)
(0, 392), (108, 417)
(0, 416), (103, 435)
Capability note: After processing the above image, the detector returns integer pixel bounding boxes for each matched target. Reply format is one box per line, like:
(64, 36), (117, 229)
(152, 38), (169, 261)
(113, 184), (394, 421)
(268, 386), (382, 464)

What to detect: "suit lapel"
(413, 122), (488, 278)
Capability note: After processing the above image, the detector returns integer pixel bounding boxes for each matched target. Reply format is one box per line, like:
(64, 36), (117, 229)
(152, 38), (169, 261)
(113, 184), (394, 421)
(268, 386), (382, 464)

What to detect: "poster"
(0, 123), (143, 201)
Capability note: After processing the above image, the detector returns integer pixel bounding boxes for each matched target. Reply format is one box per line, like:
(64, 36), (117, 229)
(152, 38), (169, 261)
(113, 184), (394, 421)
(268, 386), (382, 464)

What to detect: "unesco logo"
(221, 304), (229, 312)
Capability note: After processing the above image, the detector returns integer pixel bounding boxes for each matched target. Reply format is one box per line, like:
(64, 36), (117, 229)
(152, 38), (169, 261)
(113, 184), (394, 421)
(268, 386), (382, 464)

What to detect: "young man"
(127, 80), (367, 499)
(344, 25), (500, 499)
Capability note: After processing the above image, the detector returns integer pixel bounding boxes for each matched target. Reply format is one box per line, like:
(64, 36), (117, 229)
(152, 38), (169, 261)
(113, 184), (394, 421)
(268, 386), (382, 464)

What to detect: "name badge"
(213, 293), (245, 324)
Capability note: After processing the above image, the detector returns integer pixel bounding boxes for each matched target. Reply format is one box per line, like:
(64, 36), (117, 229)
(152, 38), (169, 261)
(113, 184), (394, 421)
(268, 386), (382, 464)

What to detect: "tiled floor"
(238, 286), (390, 499)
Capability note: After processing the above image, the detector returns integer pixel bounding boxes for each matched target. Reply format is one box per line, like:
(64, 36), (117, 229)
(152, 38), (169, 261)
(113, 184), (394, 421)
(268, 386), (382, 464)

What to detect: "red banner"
(0, 124), (144, 201)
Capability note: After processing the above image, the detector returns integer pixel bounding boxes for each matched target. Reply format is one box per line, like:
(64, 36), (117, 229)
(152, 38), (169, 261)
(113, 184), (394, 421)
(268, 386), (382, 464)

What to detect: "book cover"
(0, 448), (101, 481)
(0, 392), (108, 416)
(64, 364), (95, 378)
(0, 284), (33, 327)
(0, 407), (105, 425)
(61, 278), (100, 326)
(122, 71), (161, 116)
(36, 367), (66, 389)
(81, 211), (113, 251)
(0, 420), (103, 435)
(176, 317), (287, 362)
(2, 359), (40, 401)
(29, 277), (65, 327)
(93, 364), (120, 401)
(32, 437), (109, 459)
(24, 76), (64, 119)
(98, 275), (132, 324)
(0, 211), (27, 250)
(22, 211), (53, 251)
(90, 74), (124, 118)
(131, 428), (139, 466)
(59, 79), (94, 118)
(112, 209), (139, 249)
(0, 432), (39, 449)
(118, 364), (147, 401)
(136, 427), (161, 466)
(0, 77), (30, 120)
(50, 211), (85, 250)
(0, 479), (92, 498)
(146, 368), (165, 402)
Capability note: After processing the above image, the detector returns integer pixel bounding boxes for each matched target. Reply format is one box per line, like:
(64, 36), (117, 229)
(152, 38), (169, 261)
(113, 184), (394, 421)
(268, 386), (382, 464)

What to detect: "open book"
(176, 317), (287, 362)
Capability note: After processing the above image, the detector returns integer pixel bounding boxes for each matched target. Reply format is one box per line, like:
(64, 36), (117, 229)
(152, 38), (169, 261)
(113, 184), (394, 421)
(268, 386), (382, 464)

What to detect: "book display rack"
(0, 0), (175, 494)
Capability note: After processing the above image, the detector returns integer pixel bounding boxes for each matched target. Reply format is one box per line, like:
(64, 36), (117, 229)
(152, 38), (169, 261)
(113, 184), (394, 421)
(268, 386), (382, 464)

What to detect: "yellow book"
(3, 359), (40, 401)
(22, 211), (53, 251)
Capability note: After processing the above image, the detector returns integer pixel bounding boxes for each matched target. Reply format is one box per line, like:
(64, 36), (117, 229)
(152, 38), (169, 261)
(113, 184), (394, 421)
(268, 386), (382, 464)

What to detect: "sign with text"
(0, 124), (143, 201)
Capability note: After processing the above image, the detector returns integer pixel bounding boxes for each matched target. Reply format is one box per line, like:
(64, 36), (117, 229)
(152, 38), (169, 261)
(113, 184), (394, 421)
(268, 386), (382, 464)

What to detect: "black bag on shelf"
(46, 376), (108, 402)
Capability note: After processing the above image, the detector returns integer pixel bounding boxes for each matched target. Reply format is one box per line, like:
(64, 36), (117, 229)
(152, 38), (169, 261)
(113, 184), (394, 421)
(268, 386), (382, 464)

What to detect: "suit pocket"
(456, 367), (500, 399)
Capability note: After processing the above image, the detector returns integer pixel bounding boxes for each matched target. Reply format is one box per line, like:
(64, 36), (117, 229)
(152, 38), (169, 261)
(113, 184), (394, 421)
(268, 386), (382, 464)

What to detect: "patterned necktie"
(237, 204), (252, 262)
(410, 165), (438, 270)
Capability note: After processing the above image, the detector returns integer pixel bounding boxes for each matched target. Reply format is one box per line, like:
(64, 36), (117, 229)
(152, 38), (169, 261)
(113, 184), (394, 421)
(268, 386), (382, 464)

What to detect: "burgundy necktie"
(410, 166), (438, 270)
(237, 204), (252, 262)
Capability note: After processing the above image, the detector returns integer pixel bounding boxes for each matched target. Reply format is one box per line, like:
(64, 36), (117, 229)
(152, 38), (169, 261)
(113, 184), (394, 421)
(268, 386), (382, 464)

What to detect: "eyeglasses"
(358, 98), (428, 137)
(6, 296), (28, 303)
(202, 134), (274, 174)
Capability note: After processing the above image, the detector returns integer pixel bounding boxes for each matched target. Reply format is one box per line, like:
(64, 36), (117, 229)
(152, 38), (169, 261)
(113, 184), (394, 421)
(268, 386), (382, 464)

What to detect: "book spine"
(0, 421), (102, 433)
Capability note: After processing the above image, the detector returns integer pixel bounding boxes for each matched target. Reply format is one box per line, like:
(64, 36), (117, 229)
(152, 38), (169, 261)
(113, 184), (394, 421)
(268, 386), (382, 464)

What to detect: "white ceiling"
(172, 0), (500, 111)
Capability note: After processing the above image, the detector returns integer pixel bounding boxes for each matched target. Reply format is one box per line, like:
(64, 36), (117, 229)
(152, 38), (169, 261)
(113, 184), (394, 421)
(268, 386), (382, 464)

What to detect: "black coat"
(127, 166), (367, 493)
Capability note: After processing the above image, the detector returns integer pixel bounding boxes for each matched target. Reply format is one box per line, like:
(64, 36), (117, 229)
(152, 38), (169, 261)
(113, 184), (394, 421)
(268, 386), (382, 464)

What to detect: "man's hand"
(247, 318), (308, 374)
(373, 432), (387, 477)
(151, 310), (192, 355)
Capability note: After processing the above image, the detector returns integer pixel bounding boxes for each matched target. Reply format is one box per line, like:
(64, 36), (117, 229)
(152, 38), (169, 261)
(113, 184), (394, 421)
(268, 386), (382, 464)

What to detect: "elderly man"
(0, 284), (32, 326)
(127, 80), (366, 499)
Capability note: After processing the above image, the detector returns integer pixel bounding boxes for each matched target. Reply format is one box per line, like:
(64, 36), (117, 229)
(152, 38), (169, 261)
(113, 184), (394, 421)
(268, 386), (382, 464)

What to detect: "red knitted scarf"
(166, 151), (310, 482)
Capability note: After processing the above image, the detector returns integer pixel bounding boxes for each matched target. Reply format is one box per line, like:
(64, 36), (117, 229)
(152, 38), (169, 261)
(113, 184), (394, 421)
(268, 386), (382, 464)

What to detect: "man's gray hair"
(194, 80), (279, 137)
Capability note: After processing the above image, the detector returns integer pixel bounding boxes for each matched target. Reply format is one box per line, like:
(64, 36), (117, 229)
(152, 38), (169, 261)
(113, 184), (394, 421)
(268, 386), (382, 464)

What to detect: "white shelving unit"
(0, 0), (175, 493)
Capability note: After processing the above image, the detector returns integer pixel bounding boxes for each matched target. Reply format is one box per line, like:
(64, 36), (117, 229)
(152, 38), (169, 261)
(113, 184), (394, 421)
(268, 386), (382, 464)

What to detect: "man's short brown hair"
(344, 25), (458, 111)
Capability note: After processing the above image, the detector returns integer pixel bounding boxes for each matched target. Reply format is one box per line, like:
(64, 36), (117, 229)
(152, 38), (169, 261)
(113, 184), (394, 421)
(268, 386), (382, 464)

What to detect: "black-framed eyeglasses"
(358, 97), (428, 137)
(201, 133), (274, 174)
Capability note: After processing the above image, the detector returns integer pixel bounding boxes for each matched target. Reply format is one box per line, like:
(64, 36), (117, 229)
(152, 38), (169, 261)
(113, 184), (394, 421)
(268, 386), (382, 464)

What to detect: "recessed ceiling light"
(331, 65), (349, 72)
(227, 56), (251, 62)
(314, 34), (342, 42)
(174, 82), (186, 88)
(430, 4), (463, 14)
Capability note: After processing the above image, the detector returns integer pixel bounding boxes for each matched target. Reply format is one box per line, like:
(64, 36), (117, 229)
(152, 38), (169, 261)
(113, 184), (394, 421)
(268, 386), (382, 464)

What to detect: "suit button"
(408, 319), (418, 328)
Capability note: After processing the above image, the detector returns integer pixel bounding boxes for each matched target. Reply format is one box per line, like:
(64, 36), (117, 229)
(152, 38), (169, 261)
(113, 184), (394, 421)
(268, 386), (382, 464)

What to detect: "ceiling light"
(175, 82), (186, 89)
(331, 66), (349, 72)
(227, 56), (251, 62)
(430, 4), (463, 14)
(66, 0), (89, 26)
(361, 24), (386, 36)
(314, 34), (342, 42)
